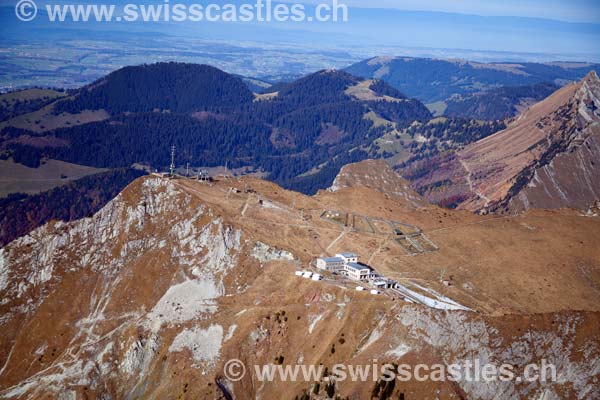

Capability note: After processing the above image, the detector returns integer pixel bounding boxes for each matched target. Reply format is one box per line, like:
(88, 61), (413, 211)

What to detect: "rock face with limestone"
(0, 178), (245, 398)
(0, 175), (598, 399)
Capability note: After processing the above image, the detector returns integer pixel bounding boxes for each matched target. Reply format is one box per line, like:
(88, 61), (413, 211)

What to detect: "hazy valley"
(1, 49), (599, 400)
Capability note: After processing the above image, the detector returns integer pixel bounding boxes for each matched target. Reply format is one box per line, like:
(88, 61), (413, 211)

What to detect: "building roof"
(337, 252), (358, 258)
(345, 262), (371, 272)
(319, 257), (344, 263)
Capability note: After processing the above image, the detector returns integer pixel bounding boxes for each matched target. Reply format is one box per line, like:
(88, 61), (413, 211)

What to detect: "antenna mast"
(169, 145), (176, 177)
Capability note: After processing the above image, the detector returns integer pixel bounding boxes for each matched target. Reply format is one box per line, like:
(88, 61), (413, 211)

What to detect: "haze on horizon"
(1, 0), (600, 89)
(296, 0), (600, 23)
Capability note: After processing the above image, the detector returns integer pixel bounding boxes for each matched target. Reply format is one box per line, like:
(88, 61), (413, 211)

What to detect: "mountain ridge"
(1, 64), (432, 194)
(396, 71), (600, 213)
(461, 70), (600, 212)
(345, 56), (600, 103)
(1, 173), (599, 398)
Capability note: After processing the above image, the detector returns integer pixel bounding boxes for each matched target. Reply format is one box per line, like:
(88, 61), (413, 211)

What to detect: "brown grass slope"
(0, 175), (598, 399)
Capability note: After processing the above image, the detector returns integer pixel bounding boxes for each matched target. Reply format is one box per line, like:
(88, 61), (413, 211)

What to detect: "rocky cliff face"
(408, 71), (600, 214)
(1, 175), (599, 399)
(0, 178), (248, 398)
(459, 71), (600, 213)
(500, 72), (600, 213)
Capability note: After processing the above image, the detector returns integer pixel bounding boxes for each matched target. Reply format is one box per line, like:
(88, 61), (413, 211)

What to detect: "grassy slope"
(0, 158), (107, 197)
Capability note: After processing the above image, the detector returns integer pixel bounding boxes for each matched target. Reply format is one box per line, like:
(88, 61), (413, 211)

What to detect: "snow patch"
(33, 342), (48, 356)
(120, 333), (160, 375)
(249, 326), (268, 343)
(0, 249), (8, 292)
(3, 359), (96, 398)
(395, 283), (471, 311)
(359, 317), (386, 352)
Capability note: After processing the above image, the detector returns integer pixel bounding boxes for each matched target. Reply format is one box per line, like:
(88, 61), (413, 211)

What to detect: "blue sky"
(302, 0), (600, 23)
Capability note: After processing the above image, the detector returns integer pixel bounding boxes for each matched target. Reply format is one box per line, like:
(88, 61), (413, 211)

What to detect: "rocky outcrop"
(329, 159), (428, 209)
(396, 307), (600, 400)
(500, 72), (600, 212)
(0, 177), (244, 398)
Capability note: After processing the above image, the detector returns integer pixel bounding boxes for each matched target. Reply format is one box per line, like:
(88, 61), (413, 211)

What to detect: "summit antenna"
(169, 145), (176, 177)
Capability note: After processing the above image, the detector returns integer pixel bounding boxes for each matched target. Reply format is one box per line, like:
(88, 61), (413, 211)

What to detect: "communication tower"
(169, 145), (175, 177)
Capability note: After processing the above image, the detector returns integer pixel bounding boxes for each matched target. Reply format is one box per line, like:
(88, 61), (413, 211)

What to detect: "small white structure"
(294, 271), (303, 276)
(316, 256), (345, 271)
(198, 170), (211, 182)
(336, 253), (358, 264)
(370, 289), (380, 295)
(355, 286), (365, 291)
(302, 271), (313, 279)
(372, 279), (398, 289)
(311, 274), (322, 281)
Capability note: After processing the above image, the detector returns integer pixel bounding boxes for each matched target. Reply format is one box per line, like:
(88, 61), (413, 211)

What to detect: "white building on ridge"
(335, 253), (358, 264)
(316, 256), (345, 271)
(344, 262), (373, 281)
(315, 252), (375, 281)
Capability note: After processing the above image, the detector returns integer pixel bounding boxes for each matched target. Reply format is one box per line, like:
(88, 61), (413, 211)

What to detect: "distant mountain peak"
(318, 68), (341, 74)
(345, 56), (600, 104)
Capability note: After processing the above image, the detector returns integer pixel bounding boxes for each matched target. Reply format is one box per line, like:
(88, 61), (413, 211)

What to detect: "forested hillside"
(373, 117), (507, 188)
(0, 168), (145, 246)
(0, 88), (66, 122)
(444, 82), (558, 120)
(53, 63), (254, 114)
(2, 65), (432, 194)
